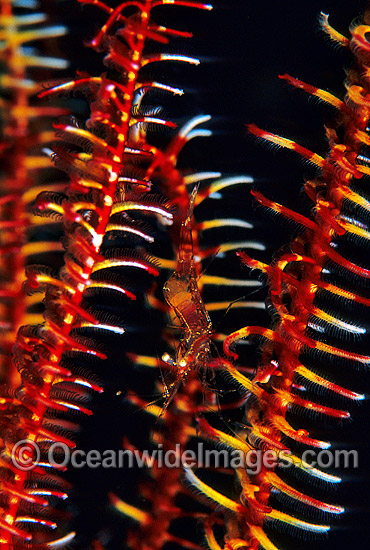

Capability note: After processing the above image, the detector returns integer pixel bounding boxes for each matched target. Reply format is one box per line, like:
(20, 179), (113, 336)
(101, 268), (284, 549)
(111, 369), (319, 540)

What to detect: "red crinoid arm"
(278, 73), (345, 111)
(0, 0), (232, 547)
(209, 10), (370, 550)
(0, 0), (69, 387)
(247, 123), (326, 169)
(0, 1), (165, 547)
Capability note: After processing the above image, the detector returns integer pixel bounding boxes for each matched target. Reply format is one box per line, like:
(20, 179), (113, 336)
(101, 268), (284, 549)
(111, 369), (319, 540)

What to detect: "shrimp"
(162, 185), (213, 412)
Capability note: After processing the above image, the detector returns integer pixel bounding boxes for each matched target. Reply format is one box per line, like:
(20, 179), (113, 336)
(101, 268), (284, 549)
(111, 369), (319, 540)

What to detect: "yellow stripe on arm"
(201, 275), (261, 287)
(204, 521), (223, 550)
(224, 363), (263, 399)
(319, 12), (349, 47)
(266, 508), (330, 533)
(109, 493), (149, 524)
(199, 219), (253, 231)
(198, 417), (252, 454)
(23, 242), (63, 255)
(205, 301), (265, 312)
(279, 74), (343, 110)
(195, 176), (254, 205)
(249, 526), (280, 550)
(149, 256), (175, 270)
(248, 124), (325, 169)
(184, 467), (239, 512)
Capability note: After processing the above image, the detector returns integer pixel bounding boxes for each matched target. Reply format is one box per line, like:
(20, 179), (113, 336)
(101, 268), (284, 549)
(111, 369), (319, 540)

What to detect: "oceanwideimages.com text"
(11, 439), (359, 474)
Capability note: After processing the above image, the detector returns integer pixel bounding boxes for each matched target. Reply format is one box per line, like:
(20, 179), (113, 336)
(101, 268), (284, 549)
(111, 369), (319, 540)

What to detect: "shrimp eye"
(179, 359), (187, 368)
(162, 353), (176, 367)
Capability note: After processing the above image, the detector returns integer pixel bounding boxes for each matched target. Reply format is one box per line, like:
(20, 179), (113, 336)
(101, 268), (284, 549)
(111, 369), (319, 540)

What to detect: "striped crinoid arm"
(180, 10), (370, 550)
(0, 1), (217, 548)
(0, 0), (69, 386)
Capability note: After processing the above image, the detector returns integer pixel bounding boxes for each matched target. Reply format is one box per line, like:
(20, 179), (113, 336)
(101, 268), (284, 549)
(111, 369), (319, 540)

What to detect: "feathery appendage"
(180, 10), (370, 550)
(0, 1), (227, 547)
(0, 0), (69, 387)
(4, 3), (366, 550)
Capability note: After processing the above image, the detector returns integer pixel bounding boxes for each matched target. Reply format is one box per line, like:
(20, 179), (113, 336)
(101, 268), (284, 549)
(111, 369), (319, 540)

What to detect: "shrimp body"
(162, 187), (213, 405)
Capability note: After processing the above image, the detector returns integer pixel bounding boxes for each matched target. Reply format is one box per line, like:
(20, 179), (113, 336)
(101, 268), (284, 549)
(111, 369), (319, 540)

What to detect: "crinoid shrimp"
(162, 186), (220, 412)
